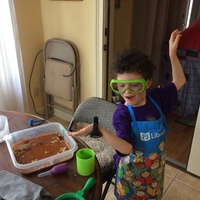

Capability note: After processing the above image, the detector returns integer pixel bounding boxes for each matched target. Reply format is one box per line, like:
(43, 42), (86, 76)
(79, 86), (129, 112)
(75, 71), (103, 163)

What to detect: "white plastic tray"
(4, 122), (78, 174)
(0, 115), (9, 143)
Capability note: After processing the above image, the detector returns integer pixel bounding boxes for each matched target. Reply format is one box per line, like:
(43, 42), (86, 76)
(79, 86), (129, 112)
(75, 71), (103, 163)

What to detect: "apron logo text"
(140, 129), (165, 141)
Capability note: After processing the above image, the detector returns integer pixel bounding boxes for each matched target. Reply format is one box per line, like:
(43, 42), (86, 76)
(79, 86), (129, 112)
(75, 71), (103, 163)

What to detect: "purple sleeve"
(147, 82), (178, 117)
(113, 103), (132, 142)
(112, 103), (133, 157)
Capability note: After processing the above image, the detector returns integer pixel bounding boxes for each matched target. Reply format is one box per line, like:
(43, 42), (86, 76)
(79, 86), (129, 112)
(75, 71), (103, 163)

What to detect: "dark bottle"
(90, 116), (102, 138)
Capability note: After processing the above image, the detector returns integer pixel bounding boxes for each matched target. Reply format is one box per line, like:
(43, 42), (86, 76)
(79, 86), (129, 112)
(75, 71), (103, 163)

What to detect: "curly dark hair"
(111, 48), (155, 79)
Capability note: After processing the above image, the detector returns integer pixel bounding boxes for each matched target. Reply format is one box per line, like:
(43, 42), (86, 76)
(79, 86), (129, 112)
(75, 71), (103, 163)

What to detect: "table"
(0, 111), (102, 200)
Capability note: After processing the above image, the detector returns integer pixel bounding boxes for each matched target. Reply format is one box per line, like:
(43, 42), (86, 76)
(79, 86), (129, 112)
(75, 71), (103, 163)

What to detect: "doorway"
(104, 0), (199, 169)
(106, 0), (189, 100)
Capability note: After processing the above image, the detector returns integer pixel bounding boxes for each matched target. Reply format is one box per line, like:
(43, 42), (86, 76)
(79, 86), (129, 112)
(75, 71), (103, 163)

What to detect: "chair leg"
(101, 166), (116, 200)
(67, 120), (74, 131)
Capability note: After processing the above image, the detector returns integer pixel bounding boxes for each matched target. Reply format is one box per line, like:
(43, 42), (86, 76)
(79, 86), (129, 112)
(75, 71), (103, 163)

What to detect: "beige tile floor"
(104, 164), (200, 200)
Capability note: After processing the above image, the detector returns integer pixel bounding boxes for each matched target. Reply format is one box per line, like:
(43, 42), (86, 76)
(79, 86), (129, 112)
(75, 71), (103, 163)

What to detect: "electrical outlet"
(33, 87), (39, 97)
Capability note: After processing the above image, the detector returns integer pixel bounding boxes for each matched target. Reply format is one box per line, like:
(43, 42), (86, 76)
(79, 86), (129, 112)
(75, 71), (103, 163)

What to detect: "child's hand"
(68, 124), (93, 137)
(169, 29), (182, 56)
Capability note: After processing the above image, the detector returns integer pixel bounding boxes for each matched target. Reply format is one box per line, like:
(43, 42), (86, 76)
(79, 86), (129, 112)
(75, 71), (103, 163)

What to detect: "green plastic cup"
(76, 148), (95, 176)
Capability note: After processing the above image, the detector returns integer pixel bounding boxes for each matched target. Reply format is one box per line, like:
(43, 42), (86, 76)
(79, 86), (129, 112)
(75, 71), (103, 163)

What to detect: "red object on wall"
(179, 17), (200, 51)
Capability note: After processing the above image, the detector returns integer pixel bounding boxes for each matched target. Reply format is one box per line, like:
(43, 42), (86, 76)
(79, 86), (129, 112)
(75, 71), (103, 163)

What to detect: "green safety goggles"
(110, 78), (148, 94)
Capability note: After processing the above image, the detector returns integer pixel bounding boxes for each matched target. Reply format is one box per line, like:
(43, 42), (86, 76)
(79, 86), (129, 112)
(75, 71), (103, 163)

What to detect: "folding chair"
(43, 38), (79, 119)
(67, 97), (118, 200)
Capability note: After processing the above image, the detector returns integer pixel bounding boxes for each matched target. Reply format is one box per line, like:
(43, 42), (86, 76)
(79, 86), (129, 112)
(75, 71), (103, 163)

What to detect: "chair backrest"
(68, 97), (118, 133)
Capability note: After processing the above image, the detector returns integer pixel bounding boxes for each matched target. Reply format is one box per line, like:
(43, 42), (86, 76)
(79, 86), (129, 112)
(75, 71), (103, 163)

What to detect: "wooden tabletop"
(0, 110), (102, 200)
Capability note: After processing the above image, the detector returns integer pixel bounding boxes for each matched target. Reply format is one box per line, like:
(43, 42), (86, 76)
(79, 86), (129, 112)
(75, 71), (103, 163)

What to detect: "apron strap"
(127, 104), (136, 121)
(127, 95), (170, 133)
(127, 105), (140, 134)
(147, 94), (170, 133)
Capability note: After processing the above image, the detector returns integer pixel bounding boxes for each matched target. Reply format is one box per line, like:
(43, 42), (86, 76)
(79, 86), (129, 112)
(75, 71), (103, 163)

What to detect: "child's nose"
(123, 88), (131, 94)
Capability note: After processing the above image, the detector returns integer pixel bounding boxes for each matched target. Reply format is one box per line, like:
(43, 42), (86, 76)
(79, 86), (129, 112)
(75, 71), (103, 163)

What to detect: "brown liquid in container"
(12, 133), (71, 164)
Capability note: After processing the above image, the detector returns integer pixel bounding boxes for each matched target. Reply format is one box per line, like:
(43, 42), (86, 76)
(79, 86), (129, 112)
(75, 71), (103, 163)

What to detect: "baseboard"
(166, 157), (187, 169)
(54, 108), (72, 122)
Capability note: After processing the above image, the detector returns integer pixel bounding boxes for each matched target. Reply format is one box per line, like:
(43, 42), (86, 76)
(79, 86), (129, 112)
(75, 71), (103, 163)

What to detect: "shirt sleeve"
(112, 102), (133, 156)
(147, 82), (178, 117)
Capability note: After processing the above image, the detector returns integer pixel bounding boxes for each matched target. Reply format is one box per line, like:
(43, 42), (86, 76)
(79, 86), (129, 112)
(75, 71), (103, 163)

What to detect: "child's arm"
(68, 124), (133, 155)
(169, 29), (186, 91)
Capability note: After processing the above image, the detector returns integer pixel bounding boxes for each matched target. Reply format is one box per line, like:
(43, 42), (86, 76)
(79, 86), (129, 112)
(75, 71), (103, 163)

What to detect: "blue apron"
(114, 95), (169, 200)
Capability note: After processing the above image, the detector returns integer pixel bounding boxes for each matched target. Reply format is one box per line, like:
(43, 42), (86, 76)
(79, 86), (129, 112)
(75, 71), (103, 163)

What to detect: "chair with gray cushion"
(67, 97), (118, 200)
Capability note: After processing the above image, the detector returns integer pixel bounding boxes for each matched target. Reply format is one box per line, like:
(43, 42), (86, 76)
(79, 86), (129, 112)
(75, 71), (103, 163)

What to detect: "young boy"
(68, 29), (186, 199)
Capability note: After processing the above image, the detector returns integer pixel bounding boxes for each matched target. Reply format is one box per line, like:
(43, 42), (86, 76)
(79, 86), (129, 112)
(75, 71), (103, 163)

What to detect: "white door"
(187, 107), (200, 176)
(186, 0), (200, 177)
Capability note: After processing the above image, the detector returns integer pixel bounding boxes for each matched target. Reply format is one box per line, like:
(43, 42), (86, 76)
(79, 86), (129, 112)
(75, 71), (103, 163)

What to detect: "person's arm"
(68, 124), (133, 155)
(169, 29), (186, 91)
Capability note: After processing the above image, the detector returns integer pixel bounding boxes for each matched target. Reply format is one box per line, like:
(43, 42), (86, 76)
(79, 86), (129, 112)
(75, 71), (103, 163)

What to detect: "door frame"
(95, 0), (104, 98)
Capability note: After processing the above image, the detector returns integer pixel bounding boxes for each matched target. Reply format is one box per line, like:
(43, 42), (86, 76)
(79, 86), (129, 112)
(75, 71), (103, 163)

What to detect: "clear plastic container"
(4, 122), (78, 174)
(0, 115), (9, 143)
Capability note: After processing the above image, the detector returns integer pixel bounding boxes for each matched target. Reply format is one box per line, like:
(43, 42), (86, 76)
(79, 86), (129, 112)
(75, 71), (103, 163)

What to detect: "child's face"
(116, 72), (151, 107)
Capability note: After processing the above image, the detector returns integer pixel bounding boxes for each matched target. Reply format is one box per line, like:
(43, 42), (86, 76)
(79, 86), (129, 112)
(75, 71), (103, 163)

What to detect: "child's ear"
(147, 79), (152, 89)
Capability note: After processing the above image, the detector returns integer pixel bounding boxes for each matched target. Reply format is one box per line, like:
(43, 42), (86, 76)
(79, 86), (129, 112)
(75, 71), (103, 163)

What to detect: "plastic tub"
(4, 122), (78, 174)
(0, 115), (9, 143)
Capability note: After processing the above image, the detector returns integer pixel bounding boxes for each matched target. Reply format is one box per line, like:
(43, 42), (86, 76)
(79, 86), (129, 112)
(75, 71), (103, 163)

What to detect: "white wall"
(14, 0), (104, 119)
(14, 0), (44, 113)
(40, 0), (104, 120)
(40, 0), (97, 101)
